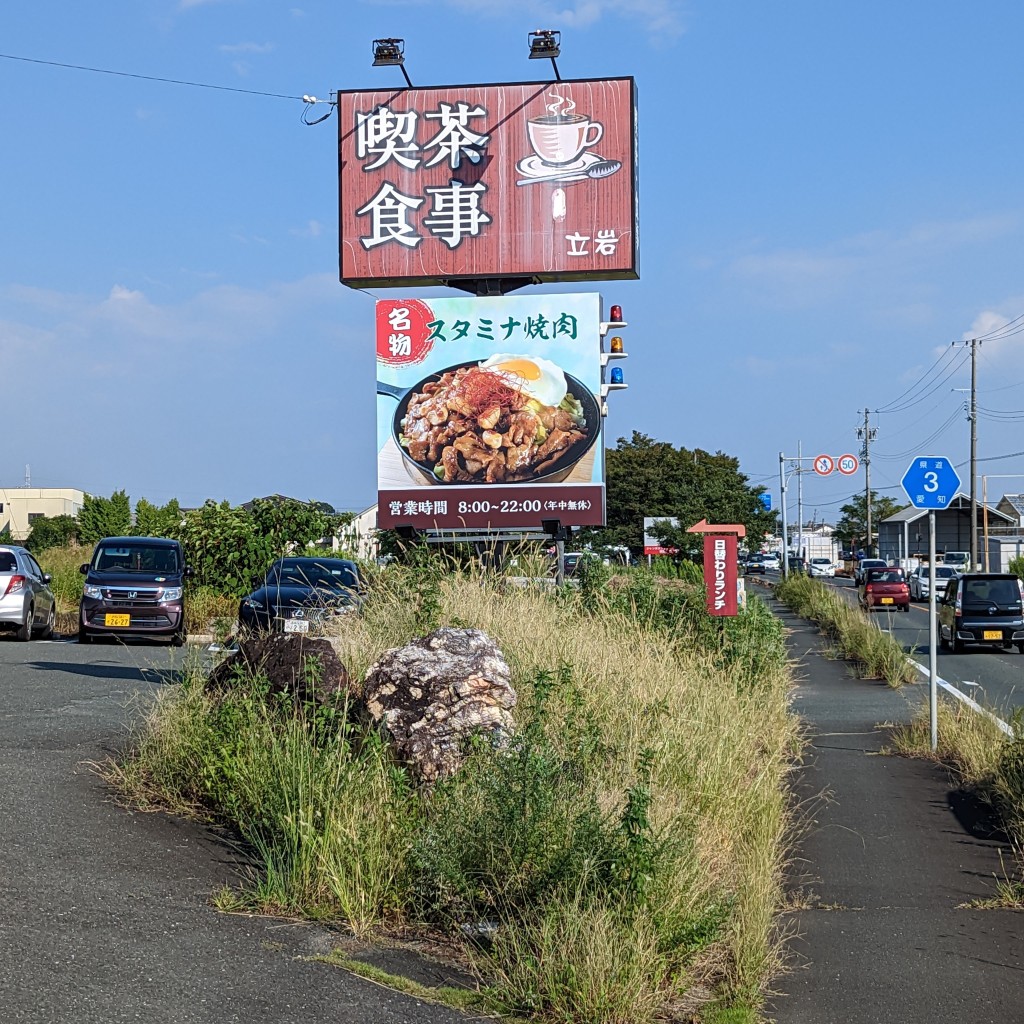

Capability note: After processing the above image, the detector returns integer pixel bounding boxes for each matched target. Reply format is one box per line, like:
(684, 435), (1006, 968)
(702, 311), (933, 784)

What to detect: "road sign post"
(901, 455), (961, 752)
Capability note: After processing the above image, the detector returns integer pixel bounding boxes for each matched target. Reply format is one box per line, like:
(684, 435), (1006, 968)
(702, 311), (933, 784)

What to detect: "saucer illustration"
(517, 152), (597, 178)
(515, 151), (621, 187)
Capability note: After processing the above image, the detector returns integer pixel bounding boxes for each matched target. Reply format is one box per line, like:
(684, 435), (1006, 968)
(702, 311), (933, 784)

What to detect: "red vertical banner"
(704, 534), (738, 617)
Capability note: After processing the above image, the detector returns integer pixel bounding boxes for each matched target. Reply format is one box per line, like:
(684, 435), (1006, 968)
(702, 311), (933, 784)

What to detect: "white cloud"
(219, 41), (275, 54)
(363, 0), (685, 39)
(290, 219), (324, 238)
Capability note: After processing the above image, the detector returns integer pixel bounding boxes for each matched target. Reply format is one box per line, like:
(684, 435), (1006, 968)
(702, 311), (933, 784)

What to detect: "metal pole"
(929, 510), (938, 753)
(983, 475), (990, 572)
(779, 452), (789, 578)
(864, 409), (873, 557)
(555, 537), (565, 587)
(969, 338), (978, 570)
(797, 440), (804, 561)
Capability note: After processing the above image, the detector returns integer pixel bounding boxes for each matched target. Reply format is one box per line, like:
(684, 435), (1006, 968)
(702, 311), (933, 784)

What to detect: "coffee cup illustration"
(527, 113), (604, 167)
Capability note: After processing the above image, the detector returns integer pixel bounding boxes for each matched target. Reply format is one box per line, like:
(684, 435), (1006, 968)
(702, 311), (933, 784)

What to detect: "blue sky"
(3, 1), (1023, 517)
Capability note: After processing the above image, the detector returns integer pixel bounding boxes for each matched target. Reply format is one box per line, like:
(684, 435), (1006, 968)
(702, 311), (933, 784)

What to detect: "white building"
(334, 504), (379, 561)
(0, 487), (86, 540)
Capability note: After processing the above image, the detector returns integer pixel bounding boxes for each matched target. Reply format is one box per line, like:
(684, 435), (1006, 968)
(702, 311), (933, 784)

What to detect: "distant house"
(996, 494), (1024, 529)
(334, 504), (379, 561)
(0, 487), (86, 541)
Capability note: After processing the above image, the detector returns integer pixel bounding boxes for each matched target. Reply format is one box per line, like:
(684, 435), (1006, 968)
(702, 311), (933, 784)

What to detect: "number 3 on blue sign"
(923, 470), (939, 493)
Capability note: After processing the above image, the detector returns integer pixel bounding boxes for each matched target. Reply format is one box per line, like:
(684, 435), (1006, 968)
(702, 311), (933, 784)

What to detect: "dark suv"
(937, 573), (1024, 654)
(79, 537), (190, 645)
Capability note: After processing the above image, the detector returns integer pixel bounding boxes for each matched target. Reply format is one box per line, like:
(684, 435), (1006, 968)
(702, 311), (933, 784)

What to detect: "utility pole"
(856, 410), (877, 556)
(797, 439), (804, 561)
(969, 337), (979, 570)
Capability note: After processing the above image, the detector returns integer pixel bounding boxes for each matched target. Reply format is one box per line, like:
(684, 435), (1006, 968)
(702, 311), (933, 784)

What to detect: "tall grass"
(774, 574), (917, 687)
(114, 564), (799, 1021)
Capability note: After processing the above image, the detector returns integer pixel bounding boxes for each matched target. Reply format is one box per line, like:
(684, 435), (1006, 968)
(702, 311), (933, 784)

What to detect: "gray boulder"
(363, 627), (517, 784)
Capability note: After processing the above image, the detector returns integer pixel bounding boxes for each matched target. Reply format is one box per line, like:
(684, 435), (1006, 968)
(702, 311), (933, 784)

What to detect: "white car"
(762, 553), (781, 571)
(908, 564), (958, 601)
(808, 557), (836, 578)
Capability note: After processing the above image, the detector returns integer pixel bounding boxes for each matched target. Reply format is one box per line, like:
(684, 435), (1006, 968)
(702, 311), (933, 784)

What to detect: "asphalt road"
(754, 571), (1024, 713)
(0, 634), (469, 1024)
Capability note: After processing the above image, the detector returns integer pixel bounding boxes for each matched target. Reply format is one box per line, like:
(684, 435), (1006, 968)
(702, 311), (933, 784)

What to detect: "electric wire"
(874, 345), (960, 413)
(873, 406), (964, 461)
(0, 51), (304, 101)
(877, 350), (970, 414)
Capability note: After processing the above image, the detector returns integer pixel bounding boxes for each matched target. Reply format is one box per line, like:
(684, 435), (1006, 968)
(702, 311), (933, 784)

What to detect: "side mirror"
(79, 563), (90, 576)
(43, 573), (52, 584)
(184, 565), (194, 578)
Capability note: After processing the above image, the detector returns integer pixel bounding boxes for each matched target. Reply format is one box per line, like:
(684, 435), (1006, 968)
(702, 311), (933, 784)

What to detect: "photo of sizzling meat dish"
(399, 362), (591, 484)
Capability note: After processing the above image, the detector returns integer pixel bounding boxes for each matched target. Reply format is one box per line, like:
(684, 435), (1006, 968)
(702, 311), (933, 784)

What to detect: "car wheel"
(939, 626), (949, 651)
(901, 604), (910, 613)
(171, 628), (186, 648)
(16, 605), (34, 642)
(78, 622), (92, 645)
(1018, 643), (1024, 655)
(952, 634), (964, 654)
(40, 604), (55, 640)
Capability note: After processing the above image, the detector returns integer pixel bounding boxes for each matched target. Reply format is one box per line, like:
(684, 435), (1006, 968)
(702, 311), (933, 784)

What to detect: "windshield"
(962, 580), (1022, 608)
(811, 558), (830, 565)
(93, 544), (179, 573)
(268, 560), (359, 590)
(936, 567), (956, 578)
(869, 570), (904, 583)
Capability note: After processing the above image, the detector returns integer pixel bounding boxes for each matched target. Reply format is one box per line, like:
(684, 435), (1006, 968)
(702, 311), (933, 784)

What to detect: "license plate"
(284, 619), (309, 633)
(105, 613), (131, 627)
(983, 630), (1002, 640)
(881, 597), (894, 605)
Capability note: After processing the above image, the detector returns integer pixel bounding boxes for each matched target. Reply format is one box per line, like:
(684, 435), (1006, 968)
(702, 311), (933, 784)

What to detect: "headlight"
(161, 587), (183, 602)
(84, 584), (103, 600)
(242, 597), (265, 610)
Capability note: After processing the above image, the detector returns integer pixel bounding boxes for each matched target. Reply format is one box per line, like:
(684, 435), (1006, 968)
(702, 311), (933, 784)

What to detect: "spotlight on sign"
(372, 38), (413, 87)
(528, 29), (562, 80)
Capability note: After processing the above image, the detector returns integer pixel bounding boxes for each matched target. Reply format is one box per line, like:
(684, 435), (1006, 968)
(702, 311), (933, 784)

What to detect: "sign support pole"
(929, 509), (938, 752)
(779, 452), (789, 578)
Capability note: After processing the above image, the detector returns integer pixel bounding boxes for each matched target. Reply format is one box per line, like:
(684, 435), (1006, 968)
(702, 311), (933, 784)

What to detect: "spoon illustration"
(517, 158), (621, 186)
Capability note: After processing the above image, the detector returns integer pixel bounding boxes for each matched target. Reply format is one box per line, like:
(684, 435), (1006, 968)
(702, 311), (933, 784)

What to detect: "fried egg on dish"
(479, 353), (568, 407)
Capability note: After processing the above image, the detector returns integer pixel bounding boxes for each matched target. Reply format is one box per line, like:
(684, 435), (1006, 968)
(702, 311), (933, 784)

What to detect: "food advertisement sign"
(704, 535), (738, 617)
(339, 78), (637, 288)
(643, 517), (679, 557)
(376, 293), (604, 530)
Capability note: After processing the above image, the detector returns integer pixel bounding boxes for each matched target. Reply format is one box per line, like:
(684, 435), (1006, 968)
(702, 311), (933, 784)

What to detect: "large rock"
(363, 627), (517, 784)
(206, 633), (355, 705)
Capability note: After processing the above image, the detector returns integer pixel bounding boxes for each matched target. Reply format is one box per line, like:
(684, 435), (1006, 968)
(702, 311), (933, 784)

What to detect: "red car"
(859, 567), (910, 613)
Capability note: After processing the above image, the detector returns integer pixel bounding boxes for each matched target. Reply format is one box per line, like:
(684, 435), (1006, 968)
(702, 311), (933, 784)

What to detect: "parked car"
(859, 567), (910, 612)
(808, 557), (836, 578)
(239, 556), (362, 635)
(937, 573), (1024, 654)
(745, 554), (767, 575)
(908, 565), (958, 602)
(79, 537), (189, 645)
(0, 545), (56, 641)
(853, 558), (888, 585)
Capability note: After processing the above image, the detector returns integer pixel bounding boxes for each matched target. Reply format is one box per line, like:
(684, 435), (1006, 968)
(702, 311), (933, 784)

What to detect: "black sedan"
(239, 557), (362, 635)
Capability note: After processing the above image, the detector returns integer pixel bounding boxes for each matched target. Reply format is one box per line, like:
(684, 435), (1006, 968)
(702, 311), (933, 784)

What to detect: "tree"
(25, 514), (79, 552)
(582, 432), (776, 558)
(76, 490), (133, 545)
(834, 491), (906, 553)
(176, 497), (347, 596)
(134, 497), (183, 538)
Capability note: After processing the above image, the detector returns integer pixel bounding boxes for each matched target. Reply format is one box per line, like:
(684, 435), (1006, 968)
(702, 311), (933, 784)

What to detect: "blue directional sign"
(900, 455), (961, 510)
(759, 493), (772, 512)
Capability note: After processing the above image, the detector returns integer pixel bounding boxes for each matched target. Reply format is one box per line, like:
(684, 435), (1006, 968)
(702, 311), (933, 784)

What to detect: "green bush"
(25, 514), (79, 552)
(1010, 555), (1024, 581)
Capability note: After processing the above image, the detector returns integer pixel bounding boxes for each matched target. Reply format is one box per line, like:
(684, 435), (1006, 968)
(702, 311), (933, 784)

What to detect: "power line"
(0, 51), (304, 101)
(878, 350), (970, 414)
(875, 345), (959, 413)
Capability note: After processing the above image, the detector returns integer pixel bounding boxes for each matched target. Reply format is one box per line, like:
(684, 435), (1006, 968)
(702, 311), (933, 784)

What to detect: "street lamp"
(528, 29), (562, 80)
(372, 38), (413, 88)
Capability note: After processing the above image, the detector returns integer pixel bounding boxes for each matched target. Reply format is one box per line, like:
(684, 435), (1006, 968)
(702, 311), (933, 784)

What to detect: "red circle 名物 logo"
(376, 299), (435, 366)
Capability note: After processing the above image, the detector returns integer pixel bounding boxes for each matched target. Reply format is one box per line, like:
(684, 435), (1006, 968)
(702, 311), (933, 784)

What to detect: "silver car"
(0, 545), (56, 641)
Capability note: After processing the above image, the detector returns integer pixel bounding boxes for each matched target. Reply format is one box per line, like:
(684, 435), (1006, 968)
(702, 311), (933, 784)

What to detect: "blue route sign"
(759, 493), (772, 512)
(900, 455), (961, 510)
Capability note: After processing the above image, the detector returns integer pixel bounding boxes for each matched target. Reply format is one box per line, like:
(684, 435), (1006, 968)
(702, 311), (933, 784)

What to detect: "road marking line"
(906, 658), (1014, 738)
